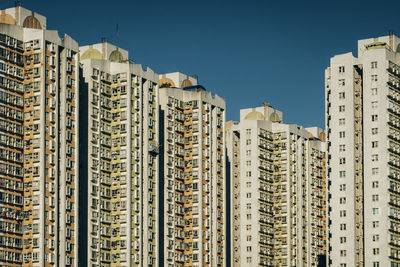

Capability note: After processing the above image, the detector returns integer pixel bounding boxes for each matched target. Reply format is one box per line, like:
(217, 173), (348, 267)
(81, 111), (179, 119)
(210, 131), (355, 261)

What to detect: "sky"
(12, 0), (400, 128)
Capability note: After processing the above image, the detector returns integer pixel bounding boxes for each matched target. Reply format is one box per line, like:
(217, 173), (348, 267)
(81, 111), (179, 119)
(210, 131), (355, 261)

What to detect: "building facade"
(0, 6), (79, 267)
(80, 41), (159, 266)
(227, 105), (327, 266)
(326, 34), (400, 267)
(158, 73), (226, 266)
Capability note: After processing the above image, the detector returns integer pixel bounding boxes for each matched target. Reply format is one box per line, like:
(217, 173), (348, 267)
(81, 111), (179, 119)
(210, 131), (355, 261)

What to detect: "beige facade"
(80, 41), (159, 267)
(326, 34), (400, 267)
(0, 6), (79, 267)
(159, 73), (226, 266)
(227, 105), (327, 266)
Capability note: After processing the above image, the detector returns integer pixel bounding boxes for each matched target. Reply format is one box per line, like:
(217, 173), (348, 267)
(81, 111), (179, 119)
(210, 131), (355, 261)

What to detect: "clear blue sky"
(12, 0), (400, 128)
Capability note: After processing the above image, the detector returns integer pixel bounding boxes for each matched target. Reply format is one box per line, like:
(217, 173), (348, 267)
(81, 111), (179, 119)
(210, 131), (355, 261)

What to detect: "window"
(372, 101), (378, 109)
(246, 257), (252, 263)
(246, 139), (251, 145)
(339, 66), (345, 73)
(340, 157), (346, 164)
(340, 250), (346, 257)
(340, 223), (346, 230)
(371, 75), (378, 82)
(373, 208), (380, 215)
(372, 128), (378, 135)
(372, 194), (379, 202)
(372, 168), (379, 175)
(373, 248), (380, 255)
(339, 105), (345, 112)
(371, 61), (378, 69)
(339, 92), (345, 99)
(372, 181), (379, 188)
(246, 214), (251, 220)
(246, 225), (251, 230)
(341, 264), (347, 267)
(372, 154), (378, 162)
(246, 150), (251, 156)
(246, 235), (252, 241)
(339, 131), (345, 138)
(339, 79), (345, 86)
(339, 145), (346, 152)
(372, 141), (378, 148)
(246, 160), (251, 166)
(372, 221), (379, 228)
(340, 236), (347, 243)
(246, 193), (251, 198)
(246, 246), (252, 252)
(371, 88), (378, 95)
(373, 262), (380, 267)
(340, 184), (346, 191)
(372, 114), (378, 121)
(339, 171), (346, 178)
(246, 171), (251, 177)
(340, 210), (347, 217)
(340, 197), (346, 204)
(246, 182), (251, 188)
(246, 129), (251, 134)
(339, 118), (345, 125)
(373, 234), (379, 241)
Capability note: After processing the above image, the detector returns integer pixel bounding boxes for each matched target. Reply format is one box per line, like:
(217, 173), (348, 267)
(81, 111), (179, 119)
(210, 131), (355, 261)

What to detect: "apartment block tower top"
(80, 41), (129, 62)
(239, 104), (283, 123)
(0, 5), (46, 29)
(159, 72), (198, 89)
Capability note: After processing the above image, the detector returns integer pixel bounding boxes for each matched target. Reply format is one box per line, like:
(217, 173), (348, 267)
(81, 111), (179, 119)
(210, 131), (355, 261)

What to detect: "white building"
(326, 34), (400, 267)
(158, 73), (226, 266)
(227, 104), (327, 266)
(0, 5), (80, 267)
(80, 41), (159, 266)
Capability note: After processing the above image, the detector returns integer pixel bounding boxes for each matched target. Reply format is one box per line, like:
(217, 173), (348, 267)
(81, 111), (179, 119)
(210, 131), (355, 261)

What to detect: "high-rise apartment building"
(80, 41), (159, 266)
(0, 5), (80, 267)
(326, 34), (400, 267)
(158, 73), (226, 266)
(227, 105), (327, 266)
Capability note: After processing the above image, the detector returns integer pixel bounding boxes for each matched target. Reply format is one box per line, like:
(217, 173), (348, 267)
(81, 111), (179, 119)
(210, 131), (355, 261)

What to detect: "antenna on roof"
(15, 1), (22, 7)
(116, 24), (119, 48)
(389, 30), (395, 51)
